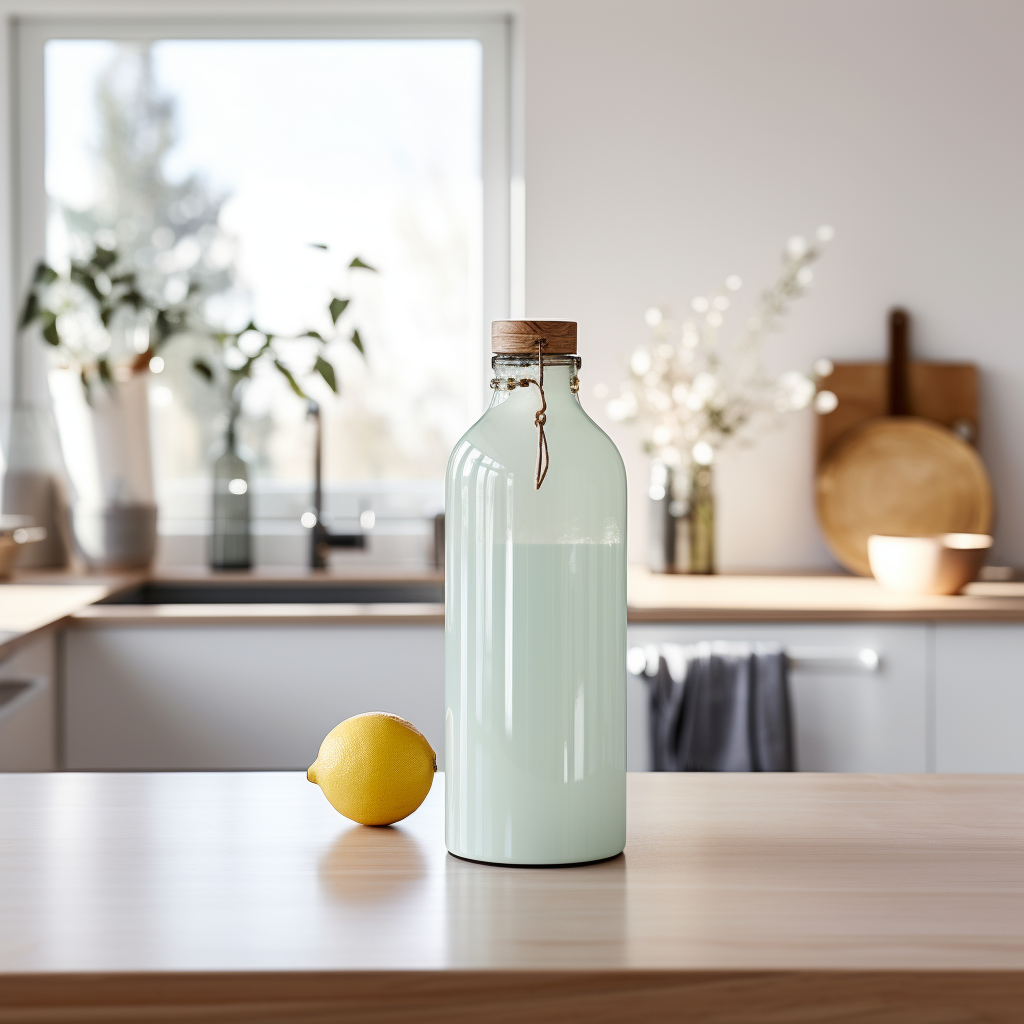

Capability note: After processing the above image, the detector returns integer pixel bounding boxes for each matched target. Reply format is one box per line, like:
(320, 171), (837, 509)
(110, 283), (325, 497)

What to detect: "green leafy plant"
(191, 249), (375, 407)
(19, 241), (375, 410)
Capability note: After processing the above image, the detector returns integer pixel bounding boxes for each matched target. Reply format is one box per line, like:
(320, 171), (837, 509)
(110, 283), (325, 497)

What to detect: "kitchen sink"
(101, 580), (445, 605)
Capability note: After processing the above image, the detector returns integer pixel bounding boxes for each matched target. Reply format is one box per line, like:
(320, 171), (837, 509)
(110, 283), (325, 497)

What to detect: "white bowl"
(867, 533), (993, 595)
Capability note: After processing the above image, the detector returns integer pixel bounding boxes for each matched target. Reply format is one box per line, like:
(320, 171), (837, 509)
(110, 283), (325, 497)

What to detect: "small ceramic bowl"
(867, 533), (993, 595)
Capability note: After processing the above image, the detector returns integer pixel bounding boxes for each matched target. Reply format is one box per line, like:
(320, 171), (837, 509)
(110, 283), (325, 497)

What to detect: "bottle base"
(446, 847), (625, 869)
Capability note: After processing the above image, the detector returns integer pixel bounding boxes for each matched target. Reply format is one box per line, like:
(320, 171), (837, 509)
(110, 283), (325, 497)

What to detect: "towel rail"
(627, 645), (880, 676)
(787, 647), (879, 671)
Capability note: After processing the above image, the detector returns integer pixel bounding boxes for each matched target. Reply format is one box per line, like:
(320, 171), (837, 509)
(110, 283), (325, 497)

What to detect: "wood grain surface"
(815, 417), (993, 575)
(625, 566), (1024, 620)
(816, 361), (979, 462)
(0, 585), (112, 635)
(69, 602), (446, 626)
(60, 573), (1024, 626)
(0, 584), (116, 663)
(0, 772), (1020, 1022)
(491, 319), (577, 354)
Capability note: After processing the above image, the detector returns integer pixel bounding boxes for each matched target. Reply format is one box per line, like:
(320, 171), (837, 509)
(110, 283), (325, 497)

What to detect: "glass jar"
(689, 463), (715, 574)
(444, 321), (627, 866)
(210, 421), (252, 570)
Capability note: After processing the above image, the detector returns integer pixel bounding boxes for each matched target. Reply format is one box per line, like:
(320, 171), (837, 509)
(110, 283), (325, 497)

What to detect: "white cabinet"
(60, 617), (1023, 775)
(935, 625), (1024, 773)
(627, 623), (929, 773)
(0, 633), (57, 771)
(65, 624), (445, 771)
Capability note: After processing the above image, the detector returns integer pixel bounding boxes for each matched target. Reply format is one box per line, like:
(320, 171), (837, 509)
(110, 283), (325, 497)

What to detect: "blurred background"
(0, 1), (1021, 779)
(1, 0), (1019, 570)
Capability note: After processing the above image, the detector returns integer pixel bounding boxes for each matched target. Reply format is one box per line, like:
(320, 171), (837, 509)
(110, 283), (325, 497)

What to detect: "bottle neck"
(489, 354), (581, 405)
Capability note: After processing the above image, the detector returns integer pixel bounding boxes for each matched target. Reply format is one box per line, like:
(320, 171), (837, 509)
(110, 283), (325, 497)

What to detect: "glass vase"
(210, 421), (252, 570)
(444, 323), (627, 866)
(647, 459), (692, 573)
(689, 462), (715, 574)
(1, 404), (71, 568)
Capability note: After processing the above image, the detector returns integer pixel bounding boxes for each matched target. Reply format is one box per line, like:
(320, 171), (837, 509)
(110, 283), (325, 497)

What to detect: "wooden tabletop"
(1, 772), (1020, 1022)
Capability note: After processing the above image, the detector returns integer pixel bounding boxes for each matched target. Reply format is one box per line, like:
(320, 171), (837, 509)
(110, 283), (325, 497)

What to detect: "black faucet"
(307, 400), (366, 569)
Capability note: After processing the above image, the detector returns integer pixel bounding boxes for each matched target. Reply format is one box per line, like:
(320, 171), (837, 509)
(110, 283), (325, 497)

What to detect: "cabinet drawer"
(0, 634), (56, 772)
(935, 625), (1024, 773)
(627, 622), (928, 772)
(65, 624), (445, 771)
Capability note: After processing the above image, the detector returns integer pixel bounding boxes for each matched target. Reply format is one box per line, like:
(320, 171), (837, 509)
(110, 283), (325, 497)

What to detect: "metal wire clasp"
(489, 375), (581, 392)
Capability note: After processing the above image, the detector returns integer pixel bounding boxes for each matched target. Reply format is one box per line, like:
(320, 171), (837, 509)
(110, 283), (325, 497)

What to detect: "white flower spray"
(607, 226), (837, 471)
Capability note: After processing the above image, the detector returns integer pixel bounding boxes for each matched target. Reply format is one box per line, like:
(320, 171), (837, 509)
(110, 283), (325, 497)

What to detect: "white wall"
(2, 0), (1021, 571)
(520, 0), (1024, 569)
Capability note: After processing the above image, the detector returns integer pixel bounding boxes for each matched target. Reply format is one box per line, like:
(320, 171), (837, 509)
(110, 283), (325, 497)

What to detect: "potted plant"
(190, 247), (375, 569)
(17, 243), (197, 568)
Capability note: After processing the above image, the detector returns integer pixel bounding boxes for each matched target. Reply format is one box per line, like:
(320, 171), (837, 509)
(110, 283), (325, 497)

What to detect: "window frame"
(2, 6), (521, 562)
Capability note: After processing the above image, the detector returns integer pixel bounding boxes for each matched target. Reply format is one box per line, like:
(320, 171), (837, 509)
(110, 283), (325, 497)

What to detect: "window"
(17, 16), (513, 563)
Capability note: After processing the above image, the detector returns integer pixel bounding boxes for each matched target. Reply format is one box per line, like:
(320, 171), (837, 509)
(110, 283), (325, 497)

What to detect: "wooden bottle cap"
(491, 320), (577, 355)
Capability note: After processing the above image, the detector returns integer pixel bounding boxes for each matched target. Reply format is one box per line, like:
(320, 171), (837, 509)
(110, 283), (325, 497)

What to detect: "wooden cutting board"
(816, 361), (978, 463)
(814, 310), (991, 576)
(815, 417), (993, 576)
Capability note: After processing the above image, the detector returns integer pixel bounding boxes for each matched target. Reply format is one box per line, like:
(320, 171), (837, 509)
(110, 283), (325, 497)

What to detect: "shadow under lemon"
(310, 712), (436, 905)
(319, 823), (429, 906)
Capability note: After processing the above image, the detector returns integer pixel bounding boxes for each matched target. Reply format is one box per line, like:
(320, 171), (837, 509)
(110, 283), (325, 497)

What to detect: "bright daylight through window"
(43, 37), (483, 559)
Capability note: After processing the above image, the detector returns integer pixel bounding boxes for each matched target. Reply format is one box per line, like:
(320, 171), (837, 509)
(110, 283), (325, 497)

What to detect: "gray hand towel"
(644, 642), (795, 772)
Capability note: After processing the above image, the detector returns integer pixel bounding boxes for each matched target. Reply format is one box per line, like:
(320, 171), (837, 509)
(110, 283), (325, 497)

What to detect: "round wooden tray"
(815, 416), (993, 576)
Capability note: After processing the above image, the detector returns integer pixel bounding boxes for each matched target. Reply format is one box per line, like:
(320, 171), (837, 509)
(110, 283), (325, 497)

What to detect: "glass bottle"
(445, 320), (627, 866)
(210, 419), (251, 569)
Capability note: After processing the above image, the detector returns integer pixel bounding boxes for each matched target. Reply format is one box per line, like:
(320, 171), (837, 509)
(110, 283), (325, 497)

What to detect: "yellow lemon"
(307, 712), (436, 826)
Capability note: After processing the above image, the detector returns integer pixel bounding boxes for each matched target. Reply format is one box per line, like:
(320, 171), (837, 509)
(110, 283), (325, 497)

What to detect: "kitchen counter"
(10, 564), (444, 584)
(0, 566), (444, 658)
(0, 772), (1020, 1022)
(71, 601), (447, 625)
(8, 566), (1024, 661)
(0, 582), (125, 661)
(627, 566), (1024, 621)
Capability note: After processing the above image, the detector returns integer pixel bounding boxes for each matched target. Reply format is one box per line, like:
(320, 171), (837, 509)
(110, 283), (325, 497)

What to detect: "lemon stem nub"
(307, 763), (318, 784)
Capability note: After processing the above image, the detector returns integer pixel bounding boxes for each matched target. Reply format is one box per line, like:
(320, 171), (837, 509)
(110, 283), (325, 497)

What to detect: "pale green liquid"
(445, 542), (626, 865)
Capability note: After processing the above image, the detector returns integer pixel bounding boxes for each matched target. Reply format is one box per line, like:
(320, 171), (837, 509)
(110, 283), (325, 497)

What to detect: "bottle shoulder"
(449, 393), (625, 481)
(445, 395), (627, 547)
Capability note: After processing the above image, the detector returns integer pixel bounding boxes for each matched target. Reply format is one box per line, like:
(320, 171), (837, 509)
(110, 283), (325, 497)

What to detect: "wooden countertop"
(71, 602), (446, 626)
(0, 582), (126, 662)
(0, 772), (1020, 1022)
(10, 564), (443, 585)
(9, 566), (1024, 649)
(627, 565), (1024, 621)
(66, 570), (1024, 628)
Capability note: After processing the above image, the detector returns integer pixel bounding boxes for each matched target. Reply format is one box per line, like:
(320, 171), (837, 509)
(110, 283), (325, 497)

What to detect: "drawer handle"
(787, 647), (880, 671)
